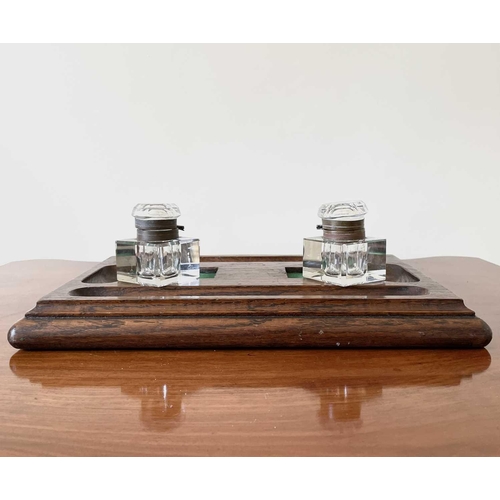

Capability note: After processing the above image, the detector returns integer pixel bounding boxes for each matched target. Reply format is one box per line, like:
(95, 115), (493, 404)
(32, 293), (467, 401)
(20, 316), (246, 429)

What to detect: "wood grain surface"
(7, 255), (492, 349)
(0, 256), (499, 456)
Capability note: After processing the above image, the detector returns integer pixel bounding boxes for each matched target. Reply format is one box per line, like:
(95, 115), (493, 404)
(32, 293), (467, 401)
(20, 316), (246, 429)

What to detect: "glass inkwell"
(116, 203), (200, 286)
(303, 201), (386, 286)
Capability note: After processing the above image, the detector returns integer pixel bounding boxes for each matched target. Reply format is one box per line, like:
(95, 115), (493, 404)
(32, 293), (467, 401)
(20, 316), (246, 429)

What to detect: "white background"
(1, 44), (499, 266)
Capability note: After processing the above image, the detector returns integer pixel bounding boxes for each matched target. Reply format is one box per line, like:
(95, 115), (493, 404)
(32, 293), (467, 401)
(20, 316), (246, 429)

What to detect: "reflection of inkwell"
(123, 383), (185, 431)
(316, 385), (383, 433)
(10, 349), (491, 433)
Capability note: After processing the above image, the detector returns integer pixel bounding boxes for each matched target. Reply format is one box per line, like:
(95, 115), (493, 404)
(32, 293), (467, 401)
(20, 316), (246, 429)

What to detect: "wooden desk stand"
(8, 255), (492, 350)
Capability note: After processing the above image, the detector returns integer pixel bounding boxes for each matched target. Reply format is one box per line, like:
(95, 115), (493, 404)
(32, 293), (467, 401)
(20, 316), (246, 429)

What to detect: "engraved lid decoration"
(132, 203), (181, 220)
(318, 201), (368, 221)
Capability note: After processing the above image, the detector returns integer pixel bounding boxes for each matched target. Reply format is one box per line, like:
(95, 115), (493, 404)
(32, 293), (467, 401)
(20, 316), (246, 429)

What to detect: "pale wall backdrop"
(1, 44), (499, 265)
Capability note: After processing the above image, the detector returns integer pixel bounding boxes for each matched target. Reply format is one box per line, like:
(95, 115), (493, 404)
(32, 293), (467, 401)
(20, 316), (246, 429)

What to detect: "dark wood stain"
(7, 255), (492, 350)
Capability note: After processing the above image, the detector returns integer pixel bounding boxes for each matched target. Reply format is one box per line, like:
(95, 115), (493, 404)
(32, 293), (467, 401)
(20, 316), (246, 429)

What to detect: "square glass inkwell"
(303, 201), (386, 286)
(116, 203), (200, 286)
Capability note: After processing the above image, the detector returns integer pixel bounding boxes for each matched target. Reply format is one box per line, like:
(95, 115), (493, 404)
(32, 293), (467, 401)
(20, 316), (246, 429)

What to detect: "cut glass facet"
(318, 201), (368, 220)
(116, 237), (200, 286)
(303, 236), (386, 286)
(136, 240), (180, 286)
(132, 203), (181, 219)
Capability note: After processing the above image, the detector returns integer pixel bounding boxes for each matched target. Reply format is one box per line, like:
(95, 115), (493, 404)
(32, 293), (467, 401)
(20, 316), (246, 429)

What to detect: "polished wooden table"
(1, 257), (499, 456)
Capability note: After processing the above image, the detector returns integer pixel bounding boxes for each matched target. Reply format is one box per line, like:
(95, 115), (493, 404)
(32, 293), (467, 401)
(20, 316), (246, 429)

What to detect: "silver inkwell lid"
(316, 201), (368, 242)
(132, 203), (183, 243)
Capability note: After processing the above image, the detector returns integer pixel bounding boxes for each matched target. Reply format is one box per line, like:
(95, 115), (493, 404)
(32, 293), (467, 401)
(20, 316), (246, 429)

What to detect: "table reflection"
(9, 349), (491, 432)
